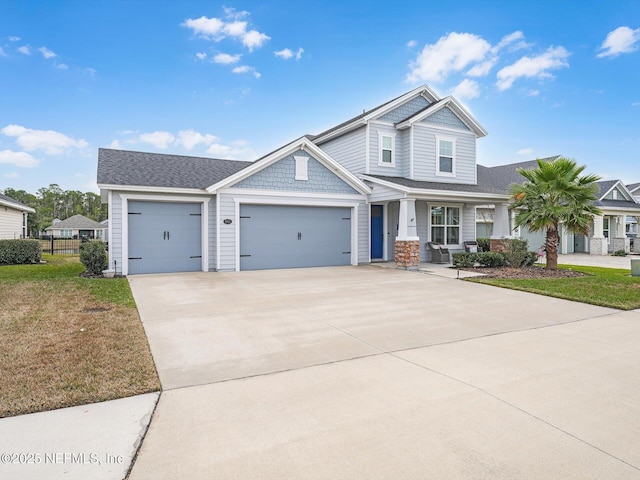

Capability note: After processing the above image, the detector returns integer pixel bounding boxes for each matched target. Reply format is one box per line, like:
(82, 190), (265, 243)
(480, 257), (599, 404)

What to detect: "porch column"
(635, 217), (640, 253)
(612, 215), (630, 253)
(395, 198), (420, 269)
(590, 215), (607, 255)
(490, 203), (512, 252)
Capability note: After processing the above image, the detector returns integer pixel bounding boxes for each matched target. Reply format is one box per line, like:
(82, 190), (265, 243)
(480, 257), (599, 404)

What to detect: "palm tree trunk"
(545, 225), (560, 270)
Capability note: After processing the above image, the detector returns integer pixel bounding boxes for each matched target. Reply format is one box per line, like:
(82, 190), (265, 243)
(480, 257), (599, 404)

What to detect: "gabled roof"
(97, 148), (253, 190)
(207, 136), (371, 195)
(312, 85), (440, 144)
(0, 193), (35, 213)
(626, 182), (640, 193)
(46, 214), (104, 230)
(595, 179), (637, 203)
(482, 157), (560, 191)
(395, 96), (488, 137)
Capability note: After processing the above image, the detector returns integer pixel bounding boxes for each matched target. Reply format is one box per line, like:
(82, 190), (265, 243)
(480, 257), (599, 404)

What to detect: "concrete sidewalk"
(126, 266), (640, 479)
(0, 393), (158, 480)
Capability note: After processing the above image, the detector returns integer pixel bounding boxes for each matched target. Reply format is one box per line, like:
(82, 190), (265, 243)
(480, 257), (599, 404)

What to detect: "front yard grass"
(0, 255), (160, 418)
(467, 264), (640, 310)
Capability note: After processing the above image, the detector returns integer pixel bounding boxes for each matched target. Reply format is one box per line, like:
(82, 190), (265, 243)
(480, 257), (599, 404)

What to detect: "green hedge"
(79, 240), (108, 275)
(0, 239), (42, 265)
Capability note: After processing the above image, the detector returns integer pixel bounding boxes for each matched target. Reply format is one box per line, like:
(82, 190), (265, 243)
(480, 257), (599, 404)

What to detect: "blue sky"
(1, 0), (639, 193)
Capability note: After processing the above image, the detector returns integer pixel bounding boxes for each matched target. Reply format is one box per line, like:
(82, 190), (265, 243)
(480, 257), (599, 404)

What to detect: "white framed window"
(378, 134), (395, 167)
(436, 137), (455, 176)
(603, 217), (609, 239)
(430, 205), (460, 245)
(60, 229), (73, 237)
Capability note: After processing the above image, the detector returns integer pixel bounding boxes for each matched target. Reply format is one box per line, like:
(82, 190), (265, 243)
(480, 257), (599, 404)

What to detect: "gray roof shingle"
(626, 182), (640, 192)
(46, 214), (104, 230)
(97, 148), (253, 189)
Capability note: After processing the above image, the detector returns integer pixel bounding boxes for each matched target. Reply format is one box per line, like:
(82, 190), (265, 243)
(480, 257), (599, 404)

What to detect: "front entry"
(371, 205), (384, 259)
(574, 234), (586, 253)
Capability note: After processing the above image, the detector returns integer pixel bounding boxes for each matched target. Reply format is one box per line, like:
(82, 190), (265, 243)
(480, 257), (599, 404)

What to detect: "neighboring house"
(96, 85), (635, 275)
(627, 183), (640, 237)
(45, 214), (107, 240)
(0, 193), (35, 239)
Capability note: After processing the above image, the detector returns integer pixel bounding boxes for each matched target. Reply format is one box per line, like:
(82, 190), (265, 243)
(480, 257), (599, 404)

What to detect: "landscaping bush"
(476, 237), (491, 252)
(475, 251), (508, 268)
(613, 249), (628, 257)
(523, 251), (539, 267)
(452, 252), (477, 268)
(79, 240), (108, 275)
(501, 238), (530, 268)
(0, 239), (42, 265)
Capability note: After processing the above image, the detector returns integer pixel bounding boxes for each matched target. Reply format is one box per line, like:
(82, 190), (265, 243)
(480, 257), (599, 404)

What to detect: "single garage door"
(240, 204), (351, 271)
(128, 201), (202, 274)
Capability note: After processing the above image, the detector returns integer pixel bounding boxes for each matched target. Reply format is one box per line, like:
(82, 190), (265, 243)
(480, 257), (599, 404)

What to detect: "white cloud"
(232, 65), (260, 78)
(195, 52), (207, 60)
(206, 139), (254, 160)
(451, 79), (480, 99)
(56, 63), (68, 70)
(295, 47), (304, 60)
(1, 125), (88, 154)
(0, 150), (39, 167)
(139, 131), (176, 149)
(527, 89), (540, 97)
(4, 172), (20, 178)
(407, 32), (491, 83)
(223, 7), (249, 19)
(38, 47), (57, 59)
(632, 101), (640, 106)
(496, 46), (570, 91)
(0, 47), (6, 57)
(466, 58), (496, 77)
(84, 67), (97, 76)
(517, 148), (534, 156)
(242, 30), (270, 51)
(214, 52), (241, 64)
(108, 139), (122, 149)
(493, 31), (529, 53)
(17, 45), (31, 55)
(407, 40), (417, 48)
(274, 48), (293, 59)
(597, 26), (640, 58)
(9, 36), (21, 42)
(176, 129), (219, 150)
(182, 13), (269, 51)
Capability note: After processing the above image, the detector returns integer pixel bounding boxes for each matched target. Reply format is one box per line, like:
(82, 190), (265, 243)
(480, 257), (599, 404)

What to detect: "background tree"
(2, 185), (107, 237)
(509, 158), (601, 270)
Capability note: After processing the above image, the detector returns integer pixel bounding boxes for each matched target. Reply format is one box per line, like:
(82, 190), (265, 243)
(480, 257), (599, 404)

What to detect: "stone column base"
(589, 238), (608, 255)
(634, 239), (640, 253)
(612, 237), (630, 253)
(395, 240), (420, 270)
(490, 238), (510, 252)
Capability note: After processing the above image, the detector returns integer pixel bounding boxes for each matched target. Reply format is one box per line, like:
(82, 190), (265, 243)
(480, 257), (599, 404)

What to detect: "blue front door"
(371, 205), (384, 259)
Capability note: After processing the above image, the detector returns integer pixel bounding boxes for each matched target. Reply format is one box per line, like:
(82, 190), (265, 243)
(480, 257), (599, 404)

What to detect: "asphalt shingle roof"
(97, 148), (253, 189)
(46, 214), (104, 230)
(626, 182), (640, 192)
(0, 192), (32, 209)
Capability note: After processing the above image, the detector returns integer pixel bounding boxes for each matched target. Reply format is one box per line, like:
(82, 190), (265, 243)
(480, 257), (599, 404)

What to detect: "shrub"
(613, 249), (628, 257)
(476, 251), (508, 268)
(452, 252), (477, 268)
(476, 237), (491, 252)
(523, 251), (539, 267)
(500, 238), (534, 268)
(79, 240), (108, 275)
(0, 239), (42, 265)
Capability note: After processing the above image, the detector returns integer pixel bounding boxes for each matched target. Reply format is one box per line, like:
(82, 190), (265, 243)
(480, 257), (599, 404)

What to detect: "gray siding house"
(0, 193), (34, 239)
(103, 85), (635, 275)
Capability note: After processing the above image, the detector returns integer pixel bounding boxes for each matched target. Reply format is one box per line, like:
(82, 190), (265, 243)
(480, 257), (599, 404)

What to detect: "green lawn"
(468, 264), (640, 310)
(0, 255), (159, 417)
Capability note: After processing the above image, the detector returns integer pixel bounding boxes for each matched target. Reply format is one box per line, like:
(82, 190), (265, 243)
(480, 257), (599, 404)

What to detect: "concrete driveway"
(128, 266), (640, 479)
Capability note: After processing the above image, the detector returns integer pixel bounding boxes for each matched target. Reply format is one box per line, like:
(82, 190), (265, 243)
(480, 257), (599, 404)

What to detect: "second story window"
(379, 134), (395, 166)
(437, 138), (455, 176)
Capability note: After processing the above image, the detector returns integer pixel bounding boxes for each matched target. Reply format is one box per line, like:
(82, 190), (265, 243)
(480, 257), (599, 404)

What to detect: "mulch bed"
(460, 266), (587, 279)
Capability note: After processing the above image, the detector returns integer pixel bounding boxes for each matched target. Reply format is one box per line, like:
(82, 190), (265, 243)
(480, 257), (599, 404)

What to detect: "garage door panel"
(240, 204), (351, 271)
(128, 201), (202, 275)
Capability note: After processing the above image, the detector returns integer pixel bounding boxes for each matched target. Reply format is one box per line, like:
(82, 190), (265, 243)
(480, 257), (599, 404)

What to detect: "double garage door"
(128, 201), (202, 275)
(127, 201), (351, 274)
(240, 205), (352, 271)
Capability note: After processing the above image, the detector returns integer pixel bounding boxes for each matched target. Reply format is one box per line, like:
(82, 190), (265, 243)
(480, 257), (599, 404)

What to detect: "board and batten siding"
(317, 126), (366, 174)
(0, 207), (24, 239)
(412, 124), (476, 184)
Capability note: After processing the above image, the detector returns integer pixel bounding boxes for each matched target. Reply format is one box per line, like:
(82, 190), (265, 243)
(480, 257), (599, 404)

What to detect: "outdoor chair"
(427, 242), (451, 264)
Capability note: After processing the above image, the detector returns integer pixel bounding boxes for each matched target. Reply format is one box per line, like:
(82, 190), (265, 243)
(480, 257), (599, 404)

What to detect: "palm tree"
(509, 158), (601, 270)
